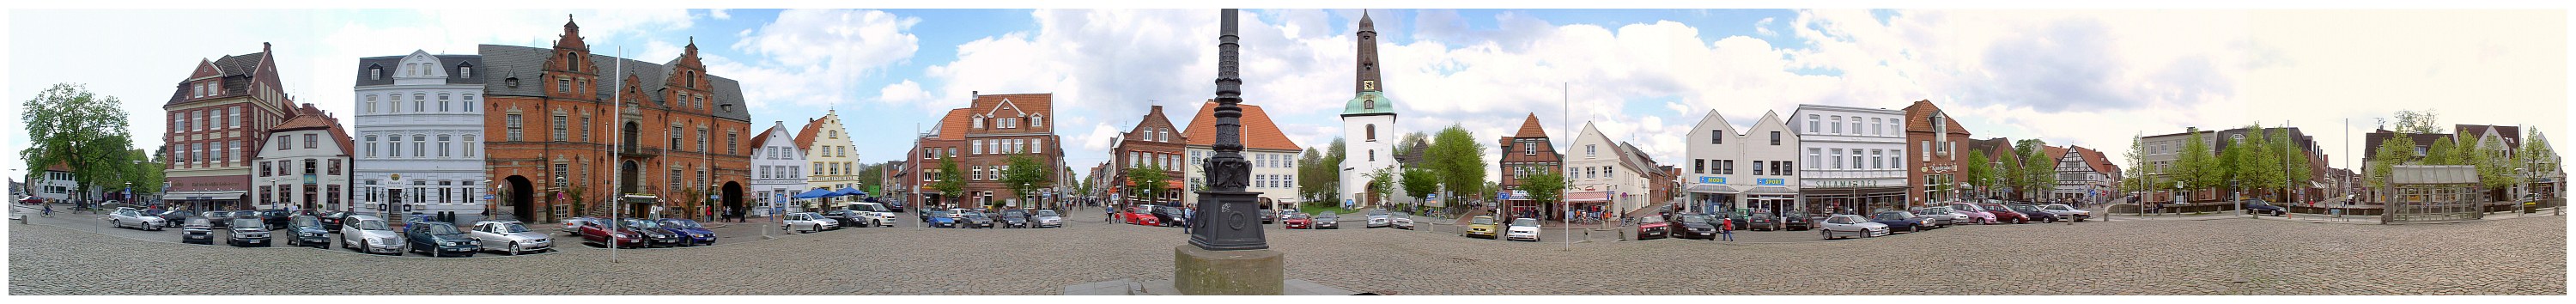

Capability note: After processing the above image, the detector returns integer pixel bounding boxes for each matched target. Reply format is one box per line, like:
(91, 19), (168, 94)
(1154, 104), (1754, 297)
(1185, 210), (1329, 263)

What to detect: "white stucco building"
(1790, 104), (1909, 215)
(351, 51), (488, 216)
(252, 104), (354, 211)
(1337, 11), (1400, 207)
(1564, 122), (1658, 216)
(798, 110), (859, 208)
(1681, 110), (1802, 214)
(1182, 100), (1302, 206)
(749, 121), (807, 216)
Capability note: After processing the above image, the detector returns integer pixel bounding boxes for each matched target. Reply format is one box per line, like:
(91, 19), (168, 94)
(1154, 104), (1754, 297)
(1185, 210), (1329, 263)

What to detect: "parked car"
(468, 220), (551, 255)
(1725, 210), (1753, 231)
(1947, 203), (1997, 225)
(201, 211), (234, 228)
(1978, 204), (2031, 224)
(1283, 212), (1314, 229)
(1030, 210), (1063, 228)
(1912, 206), (1967, 228)
(1464, 216), (1498, 239)
(657, 218), (717, 246)
(320, 211), (355, 230)
(1365, 210), (1392, 228)
(1635, 216), (1671, 240)
(258, 210), (291, 230)
(1152, 206), (1187, 228)
(783, 212), (838, 233)
(339, 215), (404, 255)
(963, 212), (995, 228)
(2038, 204), (2093, 222)
(404, 222), (479, 257)
(1868, 211), (1935, 233)
(1312, 212), (1340, 229)
(109, 207), (167, 231)
(1818, 215), (1890, 240)
(562, 216), (602, 234)
(2242, 199), (2287, 216)
(820, 210), (870, 228)
(1504, 217), (1543, 241)
(622, 218), (683, 247)
(1260, 210), (1277, 224)
(285, 215), (331, 249)
(882, 200), (906, 213)
(1745, 209), (1781, 231)
(1673, 214), (1719, 240)
(1119, 206), (1161, 227)
(999, 210), (1032, 228)
(155, 208), (195, 228)
(577, 217), (647, 248)
(848, 203), (897, 227)
(2005, 204), (2061, 223)
(1390, 216), (1416, 230)
(1783, 211), (1815, 231)
(179, 217), (216, 245)
(921, 210), (957, 228)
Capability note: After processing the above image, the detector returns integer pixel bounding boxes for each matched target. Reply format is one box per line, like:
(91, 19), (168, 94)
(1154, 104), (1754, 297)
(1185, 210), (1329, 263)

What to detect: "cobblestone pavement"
(9, 207), (2562, 295)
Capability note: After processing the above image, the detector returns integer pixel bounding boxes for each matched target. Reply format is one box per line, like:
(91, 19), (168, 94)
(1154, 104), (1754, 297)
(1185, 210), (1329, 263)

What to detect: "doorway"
(506, 176), (535, 222)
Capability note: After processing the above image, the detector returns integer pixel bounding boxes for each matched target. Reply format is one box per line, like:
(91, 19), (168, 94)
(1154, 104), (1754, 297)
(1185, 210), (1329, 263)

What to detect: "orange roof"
(44, 161), (71, 172)
(2076, 147), (2120, 175)
(751, 124), (784, 149)
(1182, 100), (1300, 151)
(270, 104), (353, 155)
(793, 111), (835, 150)
(1511, 113), (1548, 138)
(2043, 145), (2069, 164)
(934, 108), (972, 140)
(1903, 100), (1971, 137)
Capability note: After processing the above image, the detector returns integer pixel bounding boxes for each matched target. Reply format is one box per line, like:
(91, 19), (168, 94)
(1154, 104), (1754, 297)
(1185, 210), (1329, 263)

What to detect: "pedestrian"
(1719, 216), (1734, 241)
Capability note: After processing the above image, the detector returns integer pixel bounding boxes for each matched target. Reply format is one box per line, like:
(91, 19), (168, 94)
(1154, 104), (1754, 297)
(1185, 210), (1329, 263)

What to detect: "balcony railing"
(621, 145), (662, 157)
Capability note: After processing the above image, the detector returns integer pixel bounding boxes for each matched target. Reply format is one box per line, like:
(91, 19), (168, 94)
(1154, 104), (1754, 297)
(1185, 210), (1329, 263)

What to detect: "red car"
(1282, 213), (1312, 229)
(1119, 206), (1161, 227)
(576, 219), (645, 248)
(1636, 216), (1670, 240)
(1977, 204), (2029, 224)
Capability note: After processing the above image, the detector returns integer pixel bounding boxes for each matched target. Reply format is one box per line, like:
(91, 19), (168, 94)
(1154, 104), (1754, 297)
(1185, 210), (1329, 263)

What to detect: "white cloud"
(717, 9), (921, 111)
(708, 9), (732, 21)
(878, 80), (932, 104)
(1078, 123), (1124, 152)
(1754, 17), (1777, 36)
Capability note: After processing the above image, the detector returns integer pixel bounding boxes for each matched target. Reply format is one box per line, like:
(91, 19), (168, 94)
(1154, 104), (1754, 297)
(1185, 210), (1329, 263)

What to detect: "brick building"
(1902, 100), (1972, 204)
(910, 93), (1065, 210)
(1498, 113), (1563, 219)
(1109, 105), (1185, 207)
(479, 19), (752, 223)
(162, 43), (298, 211)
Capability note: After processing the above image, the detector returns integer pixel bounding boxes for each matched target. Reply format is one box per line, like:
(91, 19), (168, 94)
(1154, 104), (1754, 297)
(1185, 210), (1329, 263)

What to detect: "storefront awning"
(161, 191), (245, 201)
(1565, 192), (1611, 203)
(1745, 186), (1797, 195)
(1686, 185), (1740, 194)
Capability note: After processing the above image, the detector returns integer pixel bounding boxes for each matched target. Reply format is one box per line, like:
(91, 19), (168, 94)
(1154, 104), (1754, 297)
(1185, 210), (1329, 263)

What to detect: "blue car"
(1868, 211), (1935, 234)
(404, 222), (480, 258)
(921, 210), (957, 228)
(656, 218), (717, 246)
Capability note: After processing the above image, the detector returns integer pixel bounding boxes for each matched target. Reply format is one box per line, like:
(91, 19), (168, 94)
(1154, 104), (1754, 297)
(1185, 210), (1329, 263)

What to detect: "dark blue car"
(404, 222), (480, 258)
(923, 210), (957, 228)
(2241, 199), (2286, 216)
(656, 218), (717, 246)
(1868, 211), (1935, 234)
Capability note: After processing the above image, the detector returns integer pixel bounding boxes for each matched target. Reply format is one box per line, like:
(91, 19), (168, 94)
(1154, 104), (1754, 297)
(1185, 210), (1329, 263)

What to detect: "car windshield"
(927, 210), (949, 217)
(1288, 214), (1309, 220)
(355, 220), (390, 231)
(1370, 210), (1388, 216)
(1316, 213), (1337, 219)
(1511, 218), (1539, 226)
(1036, 210), (1058, 216)
(664, 220), (702, 228)
(422, 224), (461, 234)
(2045, 205), (2070, 210)
(498, 223), (530, 233)
(625, 219), (660, 229)
(292, 216), (319, 227)
(1680, 216), (1709, 223)
(231, 219), (263, 228)
(1638, 216), (1663, 223)
(967, 214), (988, 220)
(1003, 210), (1026, 217)
(1924, 207), (1950, 214)
(186, 218), (212, 227)
(1471, 216), (1495, 225)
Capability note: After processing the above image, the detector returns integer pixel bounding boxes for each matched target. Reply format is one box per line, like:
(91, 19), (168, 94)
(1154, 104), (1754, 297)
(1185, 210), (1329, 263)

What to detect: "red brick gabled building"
(162, 43), (297, 211)
(909, 93), (1065, 209)
(1109, 105), (1185, 207)
(480, 18), (753, 222)
(1903, 100), (1973, 204)
(1497, 113), (1562, 216)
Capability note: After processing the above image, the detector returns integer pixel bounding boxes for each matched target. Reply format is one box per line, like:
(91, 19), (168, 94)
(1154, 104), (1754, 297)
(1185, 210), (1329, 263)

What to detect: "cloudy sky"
(5, 8), (2566, 184)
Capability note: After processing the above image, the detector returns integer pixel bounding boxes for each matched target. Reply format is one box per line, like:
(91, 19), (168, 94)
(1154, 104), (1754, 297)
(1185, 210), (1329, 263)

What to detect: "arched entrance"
(620, 161), (641, 195)
(721, 182), (744, 220)
(505, 176), (536, 222)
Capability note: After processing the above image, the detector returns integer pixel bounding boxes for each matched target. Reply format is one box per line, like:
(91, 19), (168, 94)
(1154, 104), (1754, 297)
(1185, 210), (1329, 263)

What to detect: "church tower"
(1339, 10), (1399, 206)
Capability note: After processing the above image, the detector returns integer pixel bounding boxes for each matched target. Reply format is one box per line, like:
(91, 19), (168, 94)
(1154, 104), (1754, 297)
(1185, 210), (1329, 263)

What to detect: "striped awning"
(1565, 192), (1611, 203)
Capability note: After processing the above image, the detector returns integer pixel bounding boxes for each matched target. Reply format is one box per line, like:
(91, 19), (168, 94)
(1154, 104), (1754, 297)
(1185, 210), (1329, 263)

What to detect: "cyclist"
(41, 203), (53, 217)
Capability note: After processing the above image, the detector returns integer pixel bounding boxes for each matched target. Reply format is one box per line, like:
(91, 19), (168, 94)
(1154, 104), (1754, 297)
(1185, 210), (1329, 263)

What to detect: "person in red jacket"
(1718, 216), (1735, 241)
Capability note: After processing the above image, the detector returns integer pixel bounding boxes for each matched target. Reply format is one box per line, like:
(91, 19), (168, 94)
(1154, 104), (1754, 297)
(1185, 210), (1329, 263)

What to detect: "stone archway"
(721, 182), (744, 220)
(504, 176), (537, 222)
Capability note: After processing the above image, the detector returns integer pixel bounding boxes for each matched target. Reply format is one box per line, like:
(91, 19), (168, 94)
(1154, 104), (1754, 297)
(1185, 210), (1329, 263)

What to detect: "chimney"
(1151, 105), (1162, 112)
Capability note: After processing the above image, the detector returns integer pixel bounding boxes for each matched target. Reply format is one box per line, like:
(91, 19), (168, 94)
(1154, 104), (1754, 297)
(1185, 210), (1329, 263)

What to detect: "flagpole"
(610, 46), (623, 262)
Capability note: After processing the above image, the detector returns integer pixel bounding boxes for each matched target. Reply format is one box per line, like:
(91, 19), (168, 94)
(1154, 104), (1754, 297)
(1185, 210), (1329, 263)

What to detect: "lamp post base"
(1173, 245), (1284, 295)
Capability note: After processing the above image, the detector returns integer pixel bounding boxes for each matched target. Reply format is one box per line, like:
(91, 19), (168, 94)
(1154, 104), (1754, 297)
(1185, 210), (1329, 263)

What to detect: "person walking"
(1718, 216), (1735, 241)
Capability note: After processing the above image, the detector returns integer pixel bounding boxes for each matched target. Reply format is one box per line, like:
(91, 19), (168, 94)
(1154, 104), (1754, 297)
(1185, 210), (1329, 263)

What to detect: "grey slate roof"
(211, 52), (264, 77)
(351, 54), (484, 87)
(475, 44), (750, 122)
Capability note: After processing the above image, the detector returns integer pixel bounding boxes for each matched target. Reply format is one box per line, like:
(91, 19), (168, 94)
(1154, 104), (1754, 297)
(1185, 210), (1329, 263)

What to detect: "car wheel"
(1821, 230), (1833, 240)
(508, 241), (521, 255)
(1909, 225), (1920, 233)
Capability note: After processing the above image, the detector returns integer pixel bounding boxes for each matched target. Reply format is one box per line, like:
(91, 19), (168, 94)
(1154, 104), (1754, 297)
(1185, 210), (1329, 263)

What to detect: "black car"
(883, 200), (906, 213)
(225, 218), (272, 247)
(1746, 209), (1780, 231)
(319, 211), (354, 230)
(999, 210), (1031, 228)
(404, 222), (479, 257)
(258, 210), (291, 230)
(962, 212), (994, 228)
(623, 218), (683, 247)
(821, 210), (868, 228)
(285, 215), (331, 249)
(201, 211), (234, 228)
(1150, 206), (1182, 228)
(2004, 204), (2061, 223)
(179, 218), (216, 245)
(155, 208), (195, 228)
(1673, 214), (1720, 240)
(1782, 211), (1814, 231)
(2242, 199), (2287, 216)
(1260, 210), (1277, 224)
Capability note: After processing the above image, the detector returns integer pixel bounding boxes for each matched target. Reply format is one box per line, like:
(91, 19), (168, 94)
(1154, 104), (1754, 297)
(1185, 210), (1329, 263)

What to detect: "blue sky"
(7, 9), (2567, 182)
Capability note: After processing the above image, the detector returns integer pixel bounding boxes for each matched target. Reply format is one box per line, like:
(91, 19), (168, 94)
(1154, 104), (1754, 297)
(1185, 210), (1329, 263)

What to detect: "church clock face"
(1363, 80), (1375, 90)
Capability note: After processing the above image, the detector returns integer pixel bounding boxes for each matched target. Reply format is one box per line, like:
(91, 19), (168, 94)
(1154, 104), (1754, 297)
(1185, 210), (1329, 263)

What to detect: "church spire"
(1354, 9), (1381, 93)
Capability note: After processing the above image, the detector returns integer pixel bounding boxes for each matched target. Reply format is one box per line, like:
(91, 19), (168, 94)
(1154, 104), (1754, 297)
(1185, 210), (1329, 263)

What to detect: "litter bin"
(2524, 202), (2537, 214)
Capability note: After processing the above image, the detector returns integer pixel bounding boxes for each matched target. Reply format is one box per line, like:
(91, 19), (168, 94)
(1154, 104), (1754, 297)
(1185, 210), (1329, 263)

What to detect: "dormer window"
(370, 67), (382, 80)
(459, 65), (472, 78)
(1030, 115), (1043, 128)
(972, 115), (985, 129)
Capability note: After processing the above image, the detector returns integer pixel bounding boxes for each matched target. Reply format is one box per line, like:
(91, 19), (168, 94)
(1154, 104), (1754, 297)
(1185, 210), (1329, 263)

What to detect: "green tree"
(2466, 135), (2515, 193)
(2179, 131), (2223, 191)
(2273, 128), (2311, 202)
(1400, 167), (1439, 205)
(2231, 123), (2283, 199)
(1518, 171), (1565, 216)
(2017, 139), (2058, 202)
(2421, 137), (2461, 166)
(2366, 135), (2417, 191)
(853, 162), (885, 192)
(2392, 109), (2444, 134)
(929, 156), (965, 208)
(19, 83), (137, 205)
(999, 155), (1049, 208)
(2121, 132), (2151, 195)
(1425, 125), (1486, 204)
(1963, 151), (1993, 199)
(1393, 131), (1431, 156)
(1297, 147), (1327, 201)
(1363, 167), (1395, 208)
(1126, 164), (1170, 206)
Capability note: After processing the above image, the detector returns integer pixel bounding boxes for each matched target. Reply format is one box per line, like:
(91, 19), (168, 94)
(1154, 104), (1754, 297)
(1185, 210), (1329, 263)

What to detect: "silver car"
(108, 207), (167, 231)
(339, 215), (404, 255)
(1033, 210), (1065, 228)
(469, 221), (553, 255)
(1365, 210), (1392, 228)
(1817, 215), (1889, 240)
(1914, 206), (1967, 228)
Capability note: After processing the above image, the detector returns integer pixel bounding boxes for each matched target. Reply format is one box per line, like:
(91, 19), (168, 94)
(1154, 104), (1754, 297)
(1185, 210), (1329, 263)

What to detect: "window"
(1870, 118), (1882, 135)
(304, 159), (317, 175)
(973, 115), (985, 129)
(1031, 115), (1043, 127)
(438, 135), (453, 157)
(389, 136), (403, 157)
(1523, 141), (1537, 155)
(670, 126), (682, 149)
(971, 140), (983, 155)
(580, 116), (592, 143)
(1752, 161), (1765, 176)
(364, 136), (377, 157)
(303, 134), (317, 149)
(413, 93), (426, 112)
(1872, 149), (1884, 169)
(553, 164), (570, 189)
(1722, 160), (1735, 174)
(1890, 149), (1902, 169)
(370, 68), (381, 80)
(413, 135), (427, 158)
(1605, 166), (1616, 179)
(1586, 144), (1596, 157)
(697, 128), (708, 153)
(365, 94), (378, 113)
(551, 114), (567, 142)
(1365, 125), (1376, 141)
(1807, 114), (1820, 133)
(259, 161), (270, 177)
(1693, 160), (1704, 173)
(1777, 161), (1792, 176)
(557, 78), (570, 93)
(276, 135), (289, 150)
(1831, 116), (1843, 134)
(1831, 149), (1843, 169)
(727, 131), (738, 154)
(1771, 131), (1783, 146)
(1850, 151), (1862, 172)
(459, 66), (471, 78)
(463, 135), (476, 157)
(329, 160), (341, 175)
(1711, 130), (1723, 144)
(229, 106), (240, 129)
